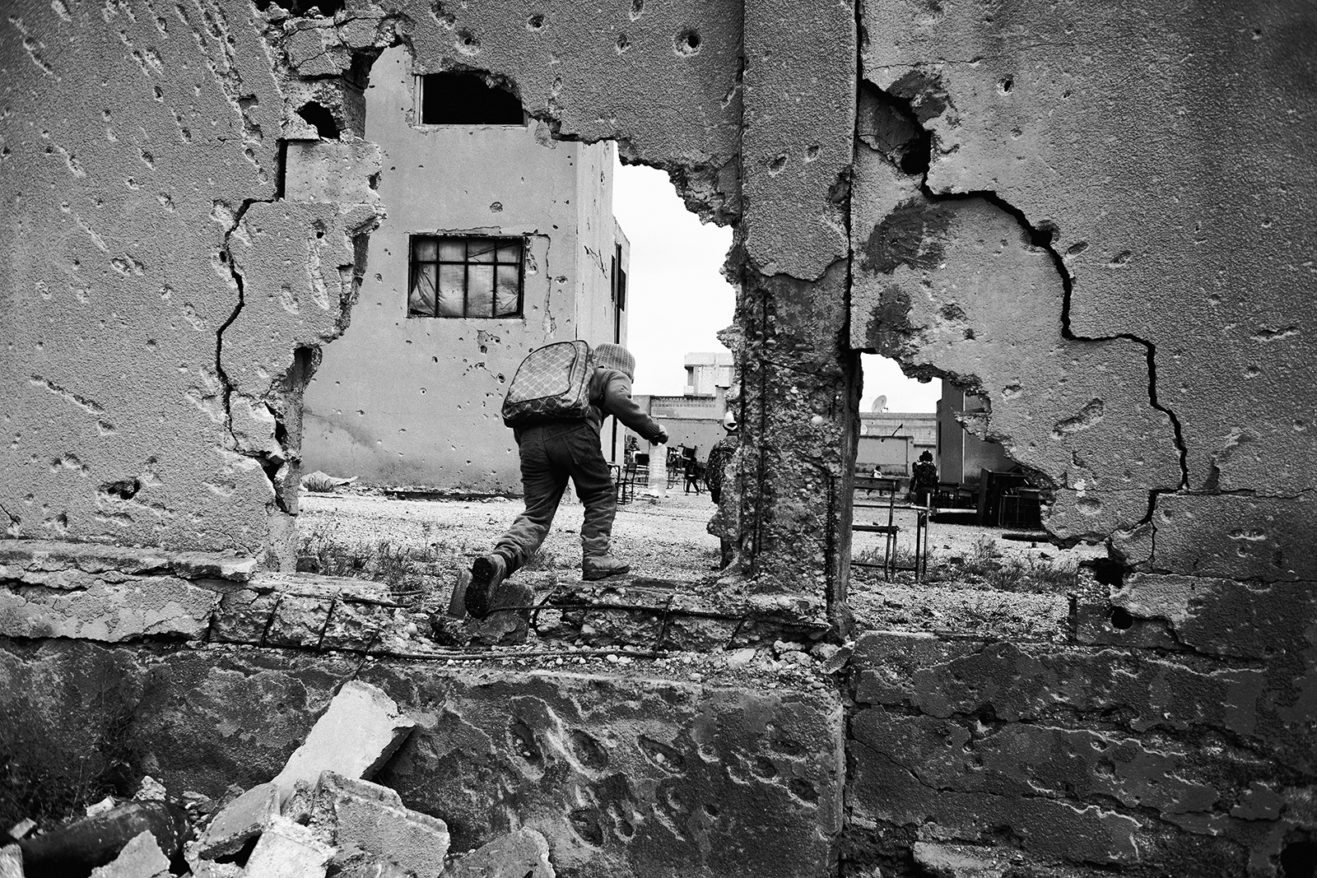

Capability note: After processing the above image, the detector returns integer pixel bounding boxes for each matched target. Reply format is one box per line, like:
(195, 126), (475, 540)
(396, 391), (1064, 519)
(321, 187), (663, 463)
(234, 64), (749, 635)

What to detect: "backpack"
(501, 340), (595, 428)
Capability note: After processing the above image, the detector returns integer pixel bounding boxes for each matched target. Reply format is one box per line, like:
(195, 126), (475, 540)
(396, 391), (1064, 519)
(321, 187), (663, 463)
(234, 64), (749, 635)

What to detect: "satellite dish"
(871, 395), (888, 413)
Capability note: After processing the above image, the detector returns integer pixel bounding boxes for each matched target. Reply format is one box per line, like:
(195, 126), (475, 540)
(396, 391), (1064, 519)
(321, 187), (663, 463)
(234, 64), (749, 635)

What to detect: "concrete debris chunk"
(195, 780), (280, 860)
(134, 776), (168, 802)
(273, 681), (415, 800)
(191, 861), (244, 878)
(329, 848), (414, 878)
(6, 820), (35, 841)
(310, 771), (448, 878)
(86, 796), (117, 818)
(444, 829), (554, 878)
(89, 830), (170, 878)
(0, 845), (23, 878)
(243, 816), (335, 878)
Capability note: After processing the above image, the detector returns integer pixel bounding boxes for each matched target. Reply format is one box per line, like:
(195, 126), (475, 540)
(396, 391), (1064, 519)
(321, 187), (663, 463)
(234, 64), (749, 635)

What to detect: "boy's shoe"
(464, 554), (508, 619)
(582, 553), (631, 581)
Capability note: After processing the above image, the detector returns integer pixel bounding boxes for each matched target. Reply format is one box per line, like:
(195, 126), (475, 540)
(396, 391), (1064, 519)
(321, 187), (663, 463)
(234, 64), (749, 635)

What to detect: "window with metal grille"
(407, 236), (524, 318)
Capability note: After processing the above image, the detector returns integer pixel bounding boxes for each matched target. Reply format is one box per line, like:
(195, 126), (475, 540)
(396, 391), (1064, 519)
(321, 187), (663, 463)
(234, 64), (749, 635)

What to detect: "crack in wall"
(214, 197), (293, 514)
(860, 83), (1189, 543)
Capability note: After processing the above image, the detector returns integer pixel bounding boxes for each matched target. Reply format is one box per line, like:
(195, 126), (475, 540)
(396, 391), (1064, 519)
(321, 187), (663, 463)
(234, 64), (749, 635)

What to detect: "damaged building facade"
(300, 50), (631, 491)
(0, 0), (1314, 876)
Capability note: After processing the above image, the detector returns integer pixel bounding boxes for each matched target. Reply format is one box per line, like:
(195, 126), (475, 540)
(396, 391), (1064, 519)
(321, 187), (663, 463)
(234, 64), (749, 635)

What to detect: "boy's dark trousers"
(493, 421), (617, 573)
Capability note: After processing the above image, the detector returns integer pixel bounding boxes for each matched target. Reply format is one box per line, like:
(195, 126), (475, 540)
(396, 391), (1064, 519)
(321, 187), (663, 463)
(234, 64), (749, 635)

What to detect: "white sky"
(612, 159), (939, 413)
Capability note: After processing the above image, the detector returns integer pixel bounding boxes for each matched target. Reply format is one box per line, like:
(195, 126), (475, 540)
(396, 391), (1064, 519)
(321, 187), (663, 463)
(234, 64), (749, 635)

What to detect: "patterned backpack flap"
(502, 340), (595, 427)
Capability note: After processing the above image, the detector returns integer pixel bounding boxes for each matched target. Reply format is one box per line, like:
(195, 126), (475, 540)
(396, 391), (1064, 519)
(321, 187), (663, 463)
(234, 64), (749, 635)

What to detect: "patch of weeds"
(296, 528), (439, 602)
(0, 664), (142, 827)
(932, 537), (1078, 593)
(520, 548), (569, 572)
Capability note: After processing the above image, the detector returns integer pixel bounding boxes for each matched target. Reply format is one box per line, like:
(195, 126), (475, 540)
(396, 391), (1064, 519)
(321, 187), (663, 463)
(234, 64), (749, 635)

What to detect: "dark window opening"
(408, 235), (524, 319)
(420, 72), (524, 125)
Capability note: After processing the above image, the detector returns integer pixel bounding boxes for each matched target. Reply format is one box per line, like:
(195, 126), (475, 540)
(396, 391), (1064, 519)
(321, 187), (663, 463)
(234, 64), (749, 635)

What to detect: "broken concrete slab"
(195, 780), (280, 860)
(272, 680), (415, 799)
(0, 578), (218, 642)
(311, 772), (449, 878)
(0, 541), (257, 585)
(444, 828), (554, 878)
(0, 846), (22, 878)
(243, 816), (335, 878)
(88, 830), (170, 878)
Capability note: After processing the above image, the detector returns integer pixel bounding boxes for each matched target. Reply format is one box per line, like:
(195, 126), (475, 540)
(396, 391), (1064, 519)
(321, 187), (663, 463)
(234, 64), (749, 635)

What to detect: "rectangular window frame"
(408, 234), (527, 319)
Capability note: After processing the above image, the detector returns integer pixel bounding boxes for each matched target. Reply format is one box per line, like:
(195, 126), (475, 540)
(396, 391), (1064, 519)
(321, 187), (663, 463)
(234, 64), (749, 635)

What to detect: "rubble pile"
(0, 682), (553, 878)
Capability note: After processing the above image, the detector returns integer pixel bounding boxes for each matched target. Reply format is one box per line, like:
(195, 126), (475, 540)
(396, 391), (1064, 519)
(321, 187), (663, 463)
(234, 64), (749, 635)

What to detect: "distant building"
(936, 382), (1013, 484)
(302, 48), (629, 492)
(623, 351), (735, 459)
(684, 351), (735, 396)
(857, 410), (937, 476)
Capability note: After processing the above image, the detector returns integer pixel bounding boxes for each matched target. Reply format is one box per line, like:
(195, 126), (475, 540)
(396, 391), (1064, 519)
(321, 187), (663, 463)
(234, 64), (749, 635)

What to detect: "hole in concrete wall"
(847, 355), (1090, 622)
(1109, 607), (1134, 630)
(99, 478), (141, 501)
(296, 102), (340, 139)
(420, 73), (524, 125)
(294, 50), (737, 597)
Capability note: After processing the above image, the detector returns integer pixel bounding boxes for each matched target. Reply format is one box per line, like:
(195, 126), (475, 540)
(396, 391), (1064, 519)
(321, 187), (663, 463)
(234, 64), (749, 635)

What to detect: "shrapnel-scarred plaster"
(1, 0), (1315, 874)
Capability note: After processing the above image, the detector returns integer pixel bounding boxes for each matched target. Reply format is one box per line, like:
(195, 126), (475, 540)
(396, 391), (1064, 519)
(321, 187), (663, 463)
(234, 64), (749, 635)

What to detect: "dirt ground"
(298, 487), (1106, 642)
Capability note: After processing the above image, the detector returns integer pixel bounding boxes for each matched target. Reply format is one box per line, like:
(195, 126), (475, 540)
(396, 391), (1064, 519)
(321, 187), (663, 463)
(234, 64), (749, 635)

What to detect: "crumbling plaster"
(857, 0), (1317, 564)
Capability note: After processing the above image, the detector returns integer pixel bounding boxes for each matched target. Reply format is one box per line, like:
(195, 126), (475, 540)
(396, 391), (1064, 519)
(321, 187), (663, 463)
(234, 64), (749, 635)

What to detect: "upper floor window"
(408, 236), (524, 319)
(420, 72), (524, 125)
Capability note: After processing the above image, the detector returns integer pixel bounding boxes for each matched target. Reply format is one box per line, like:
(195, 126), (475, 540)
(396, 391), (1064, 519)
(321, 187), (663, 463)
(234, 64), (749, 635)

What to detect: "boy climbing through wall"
(464, 343), (669, 618)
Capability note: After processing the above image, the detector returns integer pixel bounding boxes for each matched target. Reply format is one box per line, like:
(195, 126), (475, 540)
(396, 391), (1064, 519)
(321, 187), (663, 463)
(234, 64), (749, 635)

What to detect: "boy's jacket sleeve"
(596, 371), (665, 441)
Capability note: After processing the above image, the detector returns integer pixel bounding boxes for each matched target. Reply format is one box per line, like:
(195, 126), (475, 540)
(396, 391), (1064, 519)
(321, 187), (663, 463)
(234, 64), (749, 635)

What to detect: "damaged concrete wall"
(841, 2), (1317, 874)
(0, 638), (845, 878)
(2, 0), (1316, 874)
(852, 0), (1317, 556)
(0, 0), (380, 561)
